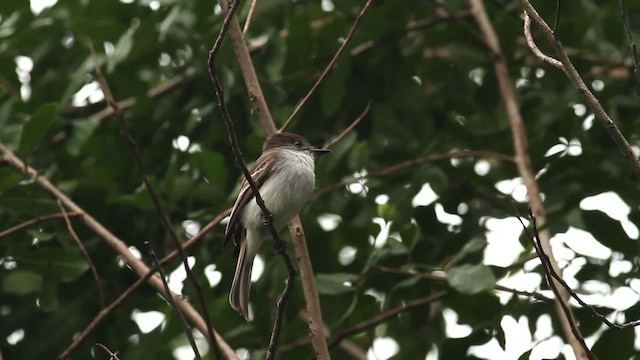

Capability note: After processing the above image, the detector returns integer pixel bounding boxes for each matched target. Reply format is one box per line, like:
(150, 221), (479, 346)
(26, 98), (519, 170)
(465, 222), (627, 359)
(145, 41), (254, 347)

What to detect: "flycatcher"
(225, 132), (330, 319)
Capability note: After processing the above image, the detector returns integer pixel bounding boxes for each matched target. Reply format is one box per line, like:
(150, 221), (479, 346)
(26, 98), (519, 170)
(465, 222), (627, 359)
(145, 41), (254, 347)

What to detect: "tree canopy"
(1, 0), (640, 359)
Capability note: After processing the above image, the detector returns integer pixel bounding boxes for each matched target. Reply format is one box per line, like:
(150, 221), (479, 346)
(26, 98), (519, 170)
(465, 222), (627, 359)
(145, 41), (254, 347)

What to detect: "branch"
(243, 0), (260, 36)
(87, 39), (220, 358)
(515, 210), (597, 360)
(329, 291), (448, 347)
(317, 150), (514, 196)
(0, 211), (81, 239)
(57, 199), (105, 309)
(56, 209), (230, 360)
(146, 241), (202, 360)
(469, 0), (589, 358)
(94, 343), (120, 360)
(521, 0), (640, 180)
(374, 265), (553, 302)
(217, 0), (276, 135)
(323, 100), (371, 149)
(0, 143), (238, 360)
(523, 12), (563, 69)
(214, 0), (331, 357)
(619, 0), (640, 82)
(280, 0), (374, 132)
(61, 75), (185, 120)
(208, 2), (297, 358)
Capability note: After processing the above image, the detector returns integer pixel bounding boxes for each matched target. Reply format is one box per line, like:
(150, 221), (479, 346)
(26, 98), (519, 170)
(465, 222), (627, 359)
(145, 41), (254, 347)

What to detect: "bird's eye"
(294, 141), (304, 149)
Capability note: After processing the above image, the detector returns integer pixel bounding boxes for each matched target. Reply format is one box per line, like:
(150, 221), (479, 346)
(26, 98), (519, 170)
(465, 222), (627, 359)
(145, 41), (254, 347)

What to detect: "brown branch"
(323, 100), (371, 149)
(243, 0), (260, 36)
(374, 265), (553, 302)
(317, 150), (514, 196)
(95, 343), (120, 360)
(62, 75), (185, 120)
(217, 0), (276, 135)
(146, 241), (202, 360)
(521, 0), (640, 180)
(619, 0), (640, 82)
(280, 0), (375, 132)
(329, 291), (448, 347)
(56, 210), (230, 360)
(0, 212), (81, 239)
(87, 39), (220, 358)
(209, 2), (298, 358)
(516, 210), (597, 360)
(470, 0), (588, 358)
(0, 144), (238, 360)
(523, 12), (563, 69)
(215, 0), (331, 357)
(57, 199), (105, 309)
(281, 291), (448, 353)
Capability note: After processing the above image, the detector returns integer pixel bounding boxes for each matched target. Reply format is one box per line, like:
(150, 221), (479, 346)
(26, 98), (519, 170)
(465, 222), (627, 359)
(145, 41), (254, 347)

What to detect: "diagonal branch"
(57, 199), (105, 309)
(146, 241), (202, 360)
(0, 143), (238, 360)
(56, 210), (230, 360)
(280, 0), (374, 132)
(323, 100), (371, 149)
(619, 0), (640, 82)
(87, 39), (220, 358)
(521, 0), (640, 180)
(0, 211), (81, 239)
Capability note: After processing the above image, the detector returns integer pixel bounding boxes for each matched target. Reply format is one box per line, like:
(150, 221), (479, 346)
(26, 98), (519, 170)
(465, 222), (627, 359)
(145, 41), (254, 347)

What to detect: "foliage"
(1, 0), (640, 359)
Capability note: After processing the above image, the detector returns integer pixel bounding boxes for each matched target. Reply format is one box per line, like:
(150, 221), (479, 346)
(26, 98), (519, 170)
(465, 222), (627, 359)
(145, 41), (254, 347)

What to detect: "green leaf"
(2, 270), (42, 295)
(448, 237), (487, 266)
(18, 103), (58, 158)
(447, 263), (496, 294)
(39, 262), (59, 312)
(191, 150), (228, 188)
(315, 273), (358, 295)
(12, 248), (90, 282)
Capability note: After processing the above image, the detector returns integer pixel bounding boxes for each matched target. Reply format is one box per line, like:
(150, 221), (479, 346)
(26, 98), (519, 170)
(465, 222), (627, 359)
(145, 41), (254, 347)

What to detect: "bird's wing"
(223, 155), (277, 254)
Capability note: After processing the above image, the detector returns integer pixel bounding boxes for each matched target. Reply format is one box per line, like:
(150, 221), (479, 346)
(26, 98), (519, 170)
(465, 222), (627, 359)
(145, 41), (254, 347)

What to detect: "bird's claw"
(262, 213), (274, 226)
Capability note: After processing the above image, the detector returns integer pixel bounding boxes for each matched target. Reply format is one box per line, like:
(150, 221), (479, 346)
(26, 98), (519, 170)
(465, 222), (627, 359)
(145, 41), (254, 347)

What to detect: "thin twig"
(95, 343), (120, 360)
(146, 241), (202, 360)
(280, 0), (375, 132)
(619, 0), (640, 82)
(523, 12), (563, 69)
(87, 39), (219, 358)
(208, 1), (298, 358)
(61, 75), (185, 120)
(329, 291), (448, 347)
(243, 0), (260, 36)
(323, 100), (371, 149)
(57, 199), (105, 309)
(56, 210), (230, 360)
(0, 212), (81, 239)
(522, 0), (640, 180)
(553, 0), (561, 33)
(281, 291), (448, 353)
(374, 265), (552, 302)
(317, 150), (514, 196)
(516, 209), (597, 360)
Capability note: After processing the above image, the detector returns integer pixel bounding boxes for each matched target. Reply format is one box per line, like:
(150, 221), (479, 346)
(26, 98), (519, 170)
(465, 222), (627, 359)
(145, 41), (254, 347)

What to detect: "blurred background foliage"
(1, 0), (640, 359)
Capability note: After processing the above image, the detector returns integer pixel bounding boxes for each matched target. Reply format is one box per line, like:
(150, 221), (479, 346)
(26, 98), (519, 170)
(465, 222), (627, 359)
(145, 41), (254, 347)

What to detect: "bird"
(224, 132), (330, 320)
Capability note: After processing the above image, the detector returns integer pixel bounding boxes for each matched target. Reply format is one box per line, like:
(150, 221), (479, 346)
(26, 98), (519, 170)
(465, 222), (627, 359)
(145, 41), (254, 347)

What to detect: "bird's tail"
(229, 239), (254, 320)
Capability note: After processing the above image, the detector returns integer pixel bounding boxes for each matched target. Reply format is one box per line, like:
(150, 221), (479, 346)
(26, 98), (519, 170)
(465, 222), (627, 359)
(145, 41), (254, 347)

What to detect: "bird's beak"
(311, 147), (331, 157)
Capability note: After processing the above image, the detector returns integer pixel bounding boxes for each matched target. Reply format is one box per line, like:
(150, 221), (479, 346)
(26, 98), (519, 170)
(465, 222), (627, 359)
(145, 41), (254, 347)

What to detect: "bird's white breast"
(242, 149), (316, 237)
